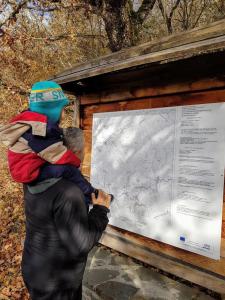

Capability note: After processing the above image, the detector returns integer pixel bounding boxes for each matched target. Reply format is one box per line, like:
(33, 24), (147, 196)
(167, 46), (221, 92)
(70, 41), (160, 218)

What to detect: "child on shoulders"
(0, 81), (98, 205)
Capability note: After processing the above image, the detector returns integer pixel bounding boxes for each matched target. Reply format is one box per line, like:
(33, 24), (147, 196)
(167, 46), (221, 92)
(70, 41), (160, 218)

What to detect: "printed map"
(91, 108), (177, 239)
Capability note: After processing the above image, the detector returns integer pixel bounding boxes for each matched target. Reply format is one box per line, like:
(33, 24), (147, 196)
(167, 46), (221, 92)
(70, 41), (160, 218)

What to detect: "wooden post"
(73, 96), (80, 128)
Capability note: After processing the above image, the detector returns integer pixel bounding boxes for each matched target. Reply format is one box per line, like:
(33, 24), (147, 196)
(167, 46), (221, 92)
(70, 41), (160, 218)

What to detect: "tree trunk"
(83, 0), (157, 52)
(166, 17), (173, 34)
(101, 1), (133, 52)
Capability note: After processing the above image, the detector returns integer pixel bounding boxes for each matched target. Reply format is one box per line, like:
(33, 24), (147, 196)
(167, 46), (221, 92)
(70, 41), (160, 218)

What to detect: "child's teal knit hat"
(29, 81), (69, 123)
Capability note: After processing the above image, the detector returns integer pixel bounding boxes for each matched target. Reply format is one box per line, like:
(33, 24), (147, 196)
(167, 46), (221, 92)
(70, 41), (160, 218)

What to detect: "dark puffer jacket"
(22, 179), (109, 292)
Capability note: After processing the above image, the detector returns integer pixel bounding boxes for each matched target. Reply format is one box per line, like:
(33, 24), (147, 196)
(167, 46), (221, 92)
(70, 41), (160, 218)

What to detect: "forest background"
(0, 0), (225, 298)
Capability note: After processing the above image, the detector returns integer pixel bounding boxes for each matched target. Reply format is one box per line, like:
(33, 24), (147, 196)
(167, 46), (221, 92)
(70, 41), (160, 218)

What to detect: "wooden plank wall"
(79, 77), (225, 293)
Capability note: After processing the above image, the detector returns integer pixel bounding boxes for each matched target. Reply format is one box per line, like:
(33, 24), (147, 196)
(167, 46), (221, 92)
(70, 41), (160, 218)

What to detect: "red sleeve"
(55, 149), (81, 168)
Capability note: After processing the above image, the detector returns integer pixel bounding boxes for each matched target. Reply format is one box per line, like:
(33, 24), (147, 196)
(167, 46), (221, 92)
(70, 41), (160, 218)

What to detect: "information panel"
(90, 103), (225, 259)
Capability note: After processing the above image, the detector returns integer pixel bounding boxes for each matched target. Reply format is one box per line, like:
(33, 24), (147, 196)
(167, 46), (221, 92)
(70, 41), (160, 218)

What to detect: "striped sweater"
(0, 111), (80, 183)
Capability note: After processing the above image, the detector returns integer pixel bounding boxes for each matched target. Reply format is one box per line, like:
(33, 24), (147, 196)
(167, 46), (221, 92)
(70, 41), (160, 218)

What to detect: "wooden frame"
(80, 84), (225, 294)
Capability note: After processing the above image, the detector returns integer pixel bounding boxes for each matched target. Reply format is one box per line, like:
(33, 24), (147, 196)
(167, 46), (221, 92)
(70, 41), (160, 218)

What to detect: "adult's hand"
(91, 189), (111, 209)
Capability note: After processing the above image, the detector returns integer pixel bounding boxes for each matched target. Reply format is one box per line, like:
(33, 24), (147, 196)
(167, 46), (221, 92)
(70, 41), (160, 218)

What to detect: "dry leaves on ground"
(0, 145), (29, 300)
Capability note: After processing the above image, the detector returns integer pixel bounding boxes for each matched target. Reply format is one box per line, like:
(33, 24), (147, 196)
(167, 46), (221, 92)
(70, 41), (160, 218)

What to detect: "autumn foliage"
(1, 0), (225, 299)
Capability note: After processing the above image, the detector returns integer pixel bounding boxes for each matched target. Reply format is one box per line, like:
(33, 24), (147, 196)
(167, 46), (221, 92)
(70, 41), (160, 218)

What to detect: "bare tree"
(157, 0), (182, 34)
(176, 0), (210, 31)
(211, 0), (225, 20)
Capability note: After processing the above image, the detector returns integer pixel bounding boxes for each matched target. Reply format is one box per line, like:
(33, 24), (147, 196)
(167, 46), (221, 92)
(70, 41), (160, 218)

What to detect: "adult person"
(0, 80), (111, 299)
(22, 128), (111, 299)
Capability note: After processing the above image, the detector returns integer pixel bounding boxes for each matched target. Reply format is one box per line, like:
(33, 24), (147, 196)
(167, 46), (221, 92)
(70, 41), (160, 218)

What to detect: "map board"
(90, 103), (225, 259)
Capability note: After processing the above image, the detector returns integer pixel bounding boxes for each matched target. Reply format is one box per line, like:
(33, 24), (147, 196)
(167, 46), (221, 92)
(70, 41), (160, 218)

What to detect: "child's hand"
(91, 189), (111, 209)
